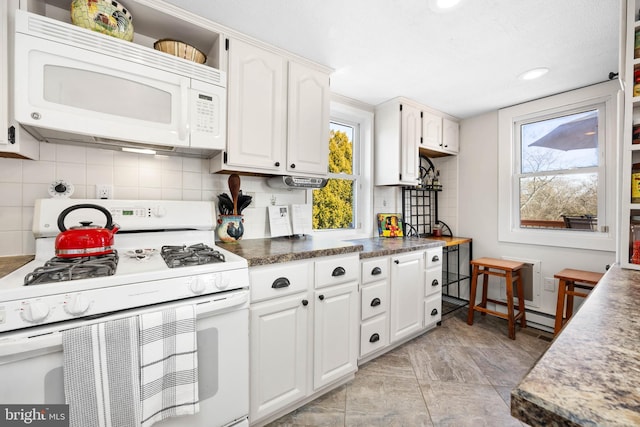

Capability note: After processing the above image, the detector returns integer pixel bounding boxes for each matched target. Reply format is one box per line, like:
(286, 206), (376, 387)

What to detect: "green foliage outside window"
(312, 129), (354, 229)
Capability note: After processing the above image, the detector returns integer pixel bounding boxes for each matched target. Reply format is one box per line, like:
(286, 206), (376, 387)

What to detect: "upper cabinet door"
(442, 118), (459, 154)
(287, 62), (330, 176)
(226, 39), (287, 171)
(421, 110), (442, 150)
(400, 103), (421, 185)
(0, 1), (7, 148)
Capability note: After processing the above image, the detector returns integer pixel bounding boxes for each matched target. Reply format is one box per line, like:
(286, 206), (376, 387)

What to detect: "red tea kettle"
(55, 204), (120, 258)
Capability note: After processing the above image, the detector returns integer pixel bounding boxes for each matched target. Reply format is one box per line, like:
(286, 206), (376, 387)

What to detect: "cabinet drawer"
(361, 257), (388, 284)
(315, 254), (359, 289)
(361, 281), (388, 320)
(425, 247), (443, 270)
(425, 268), (442, 297)
(250, 261), (311, 303)
(360, 316), (388, 358)
(424, 294), (442, 327)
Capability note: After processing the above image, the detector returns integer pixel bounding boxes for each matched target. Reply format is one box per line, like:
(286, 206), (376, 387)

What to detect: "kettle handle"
(57, 204), (115, 232)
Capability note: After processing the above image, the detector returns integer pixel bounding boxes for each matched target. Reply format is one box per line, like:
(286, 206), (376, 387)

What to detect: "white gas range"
(0, 199), (250, 427)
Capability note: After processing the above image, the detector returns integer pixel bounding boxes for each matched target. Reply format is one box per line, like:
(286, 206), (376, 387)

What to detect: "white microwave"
(13, 10), (226, 156)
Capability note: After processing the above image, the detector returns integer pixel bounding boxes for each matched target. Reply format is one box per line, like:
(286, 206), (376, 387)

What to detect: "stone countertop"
(347, 237), (445, 259)
(511, 265), (640, 426)
(218, 237), (363, 267)
(219, 236), (447, 266)
(0, 255), (34, 279)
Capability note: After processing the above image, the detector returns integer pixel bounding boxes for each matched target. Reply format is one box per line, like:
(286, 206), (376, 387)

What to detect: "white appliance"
(0, 199), (249, 427)
(13, 10), (226, 157)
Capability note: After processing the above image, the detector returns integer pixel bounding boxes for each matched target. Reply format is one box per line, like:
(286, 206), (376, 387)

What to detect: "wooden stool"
(554, 268), (603, 335)
(467, 257), (526, 340)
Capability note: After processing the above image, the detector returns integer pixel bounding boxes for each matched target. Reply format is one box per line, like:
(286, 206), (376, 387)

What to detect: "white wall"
(458, 110), (616, 323)
(0, 142), (307, 256)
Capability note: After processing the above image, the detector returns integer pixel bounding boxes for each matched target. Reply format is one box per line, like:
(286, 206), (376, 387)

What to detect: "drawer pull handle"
(272, 277), (290, 289)
(432, 279), (439, 287)
(332, 266), (346, 277)
(369, 333), (380, 343)
(394, 259), (399, 264)
(370, 297), (381, 307)
(371, 267), (382, 275)
(302, 299), (308, 306)
(431, 308), (439, 316)
(432, 255), (440, 262)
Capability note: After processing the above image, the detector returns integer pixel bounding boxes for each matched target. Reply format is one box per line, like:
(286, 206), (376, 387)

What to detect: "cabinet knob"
(290, 163), (296, 168)
(432, 279), (439, 287)
(394, 260), (399, 264)
(371, 267), (382, 275)
(369, 333), (380, 343)
(274, 161), (280, 167)
(332, 266), (346, 277)
(431, 308), (439, 316)
(272, 277), (291, 289)
(318, 294), (325, 301)
(302, 299), (309, 306)
(370, 297), (381, 307)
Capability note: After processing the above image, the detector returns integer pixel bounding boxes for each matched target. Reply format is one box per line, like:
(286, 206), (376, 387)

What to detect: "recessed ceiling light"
(518, 67), (549, 80)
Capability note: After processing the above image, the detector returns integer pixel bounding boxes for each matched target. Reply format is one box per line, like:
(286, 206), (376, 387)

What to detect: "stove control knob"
(151, 206), (167, 218)
(65, 294), (91, 316)
(215, 274), (230, 290)
(21, 301), (50, 323)
(189, 276), (207, 294)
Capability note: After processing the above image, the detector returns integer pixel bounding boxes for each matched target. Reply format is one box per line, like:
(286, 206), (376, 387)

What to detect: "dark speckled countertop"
(511, 265), (640, 426)
(219, 236), (445, 266)
(0, 255), (34, 279)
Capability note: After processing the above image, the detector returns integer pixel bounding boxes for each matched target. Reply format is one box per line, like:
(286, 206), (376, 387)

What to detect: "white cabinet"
(0, 0), (39, 160)
(424, 247), (443, 328)
(389, 251), (425, 343)
(421, 110), (443, 151)
(211, 38), (330, 176)
(374, 98), (422, 186)
(224, 38), (287, 173)
(359, 257), (390, 358)
(248, 253), (358, 424)
(442, 117), (460, 154)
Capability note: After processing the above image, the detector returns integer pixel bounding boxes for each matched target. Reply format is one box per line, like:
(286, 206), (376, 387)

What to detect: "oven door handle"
(196, 290), (249, 316)
(0, 333), (62, 360)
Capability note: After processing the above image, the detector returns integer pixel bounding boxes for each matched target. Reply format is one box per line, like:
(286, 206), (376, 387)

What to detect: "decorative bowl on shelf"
(153, 39), (207, 64)
(70, 0), (134, 42)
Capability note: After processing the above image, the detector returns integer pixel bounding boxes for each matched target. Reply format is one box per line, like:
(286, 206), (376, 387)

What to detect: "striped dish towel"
(139, 305), (199, 426)
(62, 317), (142, 427)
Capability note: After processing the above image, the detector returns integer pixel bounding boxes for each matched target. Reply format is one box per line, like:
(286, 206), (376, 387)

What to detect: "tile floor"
(267, 308), (552, 426)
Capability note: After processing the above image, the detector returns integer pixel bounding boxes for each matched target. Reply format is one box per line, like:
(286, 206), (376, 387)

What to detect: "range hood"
(267, 176), (328, 190)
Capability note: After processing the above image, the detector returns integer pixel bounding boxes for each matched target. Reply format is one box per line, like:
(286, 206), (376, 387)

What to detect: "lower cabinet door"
(250, 292), (309, 423)
(313, 281), (359, 390)
(390, 251), (425, 343)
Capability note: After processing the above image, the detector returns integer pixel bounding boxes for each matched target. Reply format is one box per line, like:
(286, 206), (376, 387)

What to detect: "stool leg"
(505, 271), (515, 340)
(515, 272), (526, 328)
(480, 267), (489, 316)
(554, 279), (566, 335)
(467, 264), (480, 325)
(566, 281), (575, 320)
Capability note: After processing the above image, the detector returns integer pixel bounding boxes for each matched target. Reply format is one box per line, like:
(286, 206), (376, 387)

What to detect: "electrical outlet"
(544, 277), (555, 291)
(96, 184), (112, 199)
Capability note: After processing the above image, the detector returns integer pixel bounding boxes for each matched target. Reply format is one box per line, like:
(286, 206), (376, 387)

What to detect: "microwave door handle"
(178, 80), (189, 142)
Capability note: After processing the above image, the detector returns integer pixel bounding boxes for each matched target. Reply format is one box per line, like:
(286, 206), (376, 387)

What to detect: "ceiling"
(165, 0), (620, 119)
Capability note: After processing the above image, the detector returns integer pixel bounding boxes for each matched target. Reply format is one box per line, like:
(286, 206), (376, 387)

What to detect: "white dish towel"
(139, 305), (199, 426)
(63, 317), (142, 427)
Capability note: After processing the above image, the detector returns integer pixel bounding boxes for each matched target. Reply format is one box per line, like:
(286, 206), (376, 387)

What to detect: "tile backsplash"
(0, 142), (306, 256)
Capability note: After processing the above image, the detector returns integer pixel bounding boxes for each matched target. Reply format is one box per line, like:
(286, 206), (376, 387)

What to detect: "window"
(312, 120), (358, 230)
(498, 81), (619, 251)
(311, 98), (373, 236)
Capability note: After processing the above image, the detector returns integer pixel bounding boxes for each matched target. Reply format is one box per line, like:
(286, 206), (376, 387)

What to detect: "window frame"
(309, 97), (374, 238)
(497, 81), (619, 251)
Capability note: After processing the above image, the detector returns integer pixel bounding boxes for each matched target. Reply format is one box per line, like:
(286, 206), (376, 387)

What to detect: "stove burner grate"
(24, 252), (119, 286)
(161, 243), (225, 268)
